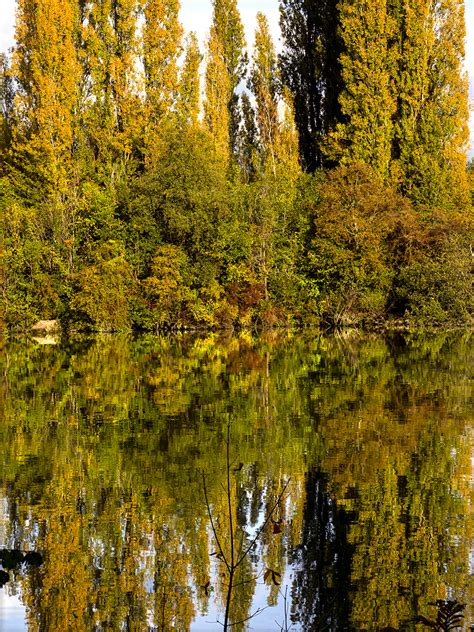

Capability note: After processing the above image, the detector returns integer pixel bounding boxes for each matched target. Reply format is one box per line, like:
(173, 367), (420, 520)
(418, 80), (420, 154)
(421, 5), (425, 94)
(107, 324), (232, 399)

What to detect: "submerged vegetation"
(0, 0), (472, 331)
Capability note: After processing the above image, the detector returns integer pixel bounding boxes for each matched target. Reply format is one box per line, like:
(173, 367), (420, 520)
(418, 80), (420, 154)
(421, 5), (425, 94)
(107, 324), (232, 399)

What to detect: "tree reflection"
(0, 331), (471, 629)
(290, 470), (353, 630)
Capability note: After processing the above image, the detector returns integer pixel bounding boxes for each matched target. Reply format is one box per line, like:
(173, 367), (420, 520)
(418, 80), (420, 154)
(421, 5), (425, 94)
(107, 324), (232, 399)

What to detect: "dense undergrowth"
(1, 160), (472, 333)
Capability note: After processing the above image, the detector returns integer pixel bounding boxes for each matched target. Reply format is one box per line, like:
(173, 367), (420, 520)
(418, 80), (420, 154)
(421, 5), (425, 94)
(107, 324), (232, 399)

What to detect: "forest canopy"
(0, 0), (472, 332)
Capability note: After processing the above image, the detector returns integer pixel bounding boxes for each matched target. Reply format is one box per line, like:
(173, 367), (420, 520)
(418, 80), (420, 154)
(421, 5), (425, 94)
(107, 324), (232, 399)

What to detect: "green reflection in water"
(0, 331), (472, 630)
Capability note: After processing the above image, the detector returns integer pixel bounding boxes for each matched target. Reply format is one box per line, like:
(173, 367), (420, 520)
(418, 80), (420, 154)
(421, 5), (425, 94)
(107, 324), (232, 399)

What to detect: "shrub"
(393, 216), (472, 325)
(307, 164), (413, 327)
(68, 241), (133, 331)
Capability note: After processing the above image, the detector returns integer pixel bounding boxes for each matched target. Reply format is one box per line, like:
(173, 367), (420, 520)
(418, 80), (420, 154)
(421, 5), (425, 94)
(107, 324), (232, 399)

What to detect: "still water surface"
(0, 331), (472, 630)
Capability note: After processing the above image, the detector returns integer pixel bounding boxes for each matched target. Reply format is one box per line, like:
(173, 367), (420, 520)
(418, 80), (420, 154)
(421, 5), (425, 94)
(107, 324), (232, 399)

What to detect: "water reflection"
(0, 331), (472, 630)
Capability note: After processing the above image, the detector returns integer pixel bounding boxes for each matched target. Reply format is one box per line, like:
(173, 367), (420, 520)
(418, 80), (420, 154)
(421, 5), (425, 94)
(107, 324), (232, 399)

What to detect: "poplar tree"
(249, 13), (279, 174)
(326, 0), (398, 178)
(142, 0), (183, 123)
(209, 0), (246, 155)
(82, 0), (141, 166)
(82, 0), (117, 166)
(11, 0), (80, 193)
(177, 33), (202, 126)
(0, 55), (14, 165)
(275, 87), (301, 180)
(279, 0), (343, 171)
(111, 0), (142, 147)
(238, 93), (259, 181)
(204, 31), (231, 164)
(394, 0), (470, 208)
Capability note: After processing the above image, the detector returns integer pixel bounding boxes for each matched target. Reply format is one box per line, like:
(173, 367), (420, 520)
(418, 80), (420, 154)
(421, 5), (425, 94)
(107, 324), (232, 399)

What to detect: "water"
(0, 330), (472, 630)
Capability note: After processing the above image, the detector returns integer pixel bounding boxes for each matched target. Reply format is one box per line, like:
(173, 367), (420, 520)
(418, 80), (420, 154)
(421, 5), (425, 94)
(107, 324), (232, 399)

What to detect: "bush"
(68, 241), (134, 331)
(307, 164), (413, 327)
(141, 245), (194, 330)
(393, 217), (472, 325)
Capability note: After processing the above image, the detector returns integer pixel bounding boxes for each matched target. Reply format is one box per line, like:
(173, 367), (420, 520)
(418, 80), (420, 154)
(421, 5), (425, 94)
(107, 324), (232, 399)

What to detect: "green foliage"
(69, 241), (134, 331)
(307, 164), (412, 326)
(134, 121), (227, 269)
(0, 178), (65, 329)
(74, 181), (125, 259)
(142, 245), (193, 329)
(393, 216), (473, 325)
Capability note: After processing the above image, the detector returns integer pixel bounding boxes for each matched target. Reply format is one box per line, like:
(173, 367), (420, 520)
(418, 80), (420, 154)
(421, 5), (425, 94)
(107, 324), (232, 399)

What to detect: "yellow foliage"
(11, 0), (80, 191)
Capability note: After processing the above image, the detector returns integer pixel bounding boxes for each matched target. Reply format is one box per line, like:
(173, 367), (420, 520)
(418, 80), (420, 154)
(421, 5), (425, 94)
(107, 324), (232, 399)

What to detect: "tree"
(393, 0), (470, 208)
(279, 0), (343, 171)
(209, 0), (247, 155)
(0, 179), (60, 329)
(237, 93), (260, 182)
(307, 164), (414, 327)
(326, 0), (397, 178)
(130, 121), (229, 311)
(204, 32), (231, 165)
(249, 13), (279, 175)
(274, 88), (301, 180)
(142, 0), (183, 126)
(143, 245), (192, 329)
(0, 54), (14, 165)
(177, 33), (202, 126)
(69, 240), (134, 331)
(81, 0), (141, 168)
(10, 0), (80, 193)
(392, 211), (473, 325)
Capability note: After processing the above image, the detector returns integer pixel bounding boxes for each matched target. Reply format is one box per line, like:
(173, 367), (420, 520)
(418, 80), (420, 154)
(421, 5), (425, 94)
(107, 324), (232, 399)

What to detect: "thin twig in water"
(202, 418), (291, 631)
(275, 585), (292, 631)
(235, 479), (291, 570)
(202, 471), (230, 572)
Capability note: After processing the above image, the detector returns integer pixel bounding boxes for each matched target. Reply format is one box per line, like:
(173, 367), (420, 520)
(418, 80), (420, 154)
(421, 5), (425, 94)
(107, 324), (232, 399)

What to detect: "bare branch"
(235, 478), (291, 569)
(202, 471), (230, 572)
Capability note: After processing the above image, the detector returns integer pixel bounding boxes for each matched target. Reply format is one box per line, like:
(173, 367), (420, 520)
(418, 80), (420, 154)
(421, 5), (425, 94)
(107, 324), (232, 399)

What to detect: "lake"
(0, 330), (472, 630)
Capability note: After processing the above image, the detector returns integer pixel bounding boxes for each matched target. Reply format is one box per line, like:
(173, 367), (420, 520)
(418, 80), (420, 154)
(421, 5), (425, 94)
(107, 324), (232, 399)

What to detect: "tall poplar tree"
(249, 13), (279, 174)
(204, 30), (231, 164)
(394, 0), (470, 208)
(209, 0), (246, 155)
(238, 93), (259, 181)
(177, 33), (202, 126)
(279, 0), (343, 172)
(11, 0), (80, 193)
(0, 54), (14, 165)
(326, 0), (398, 178)
(142, 0), (183, 124)
(82, 0), (141, 166)
(275, 87), (301, 180)
(111, 0), (142, 147)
